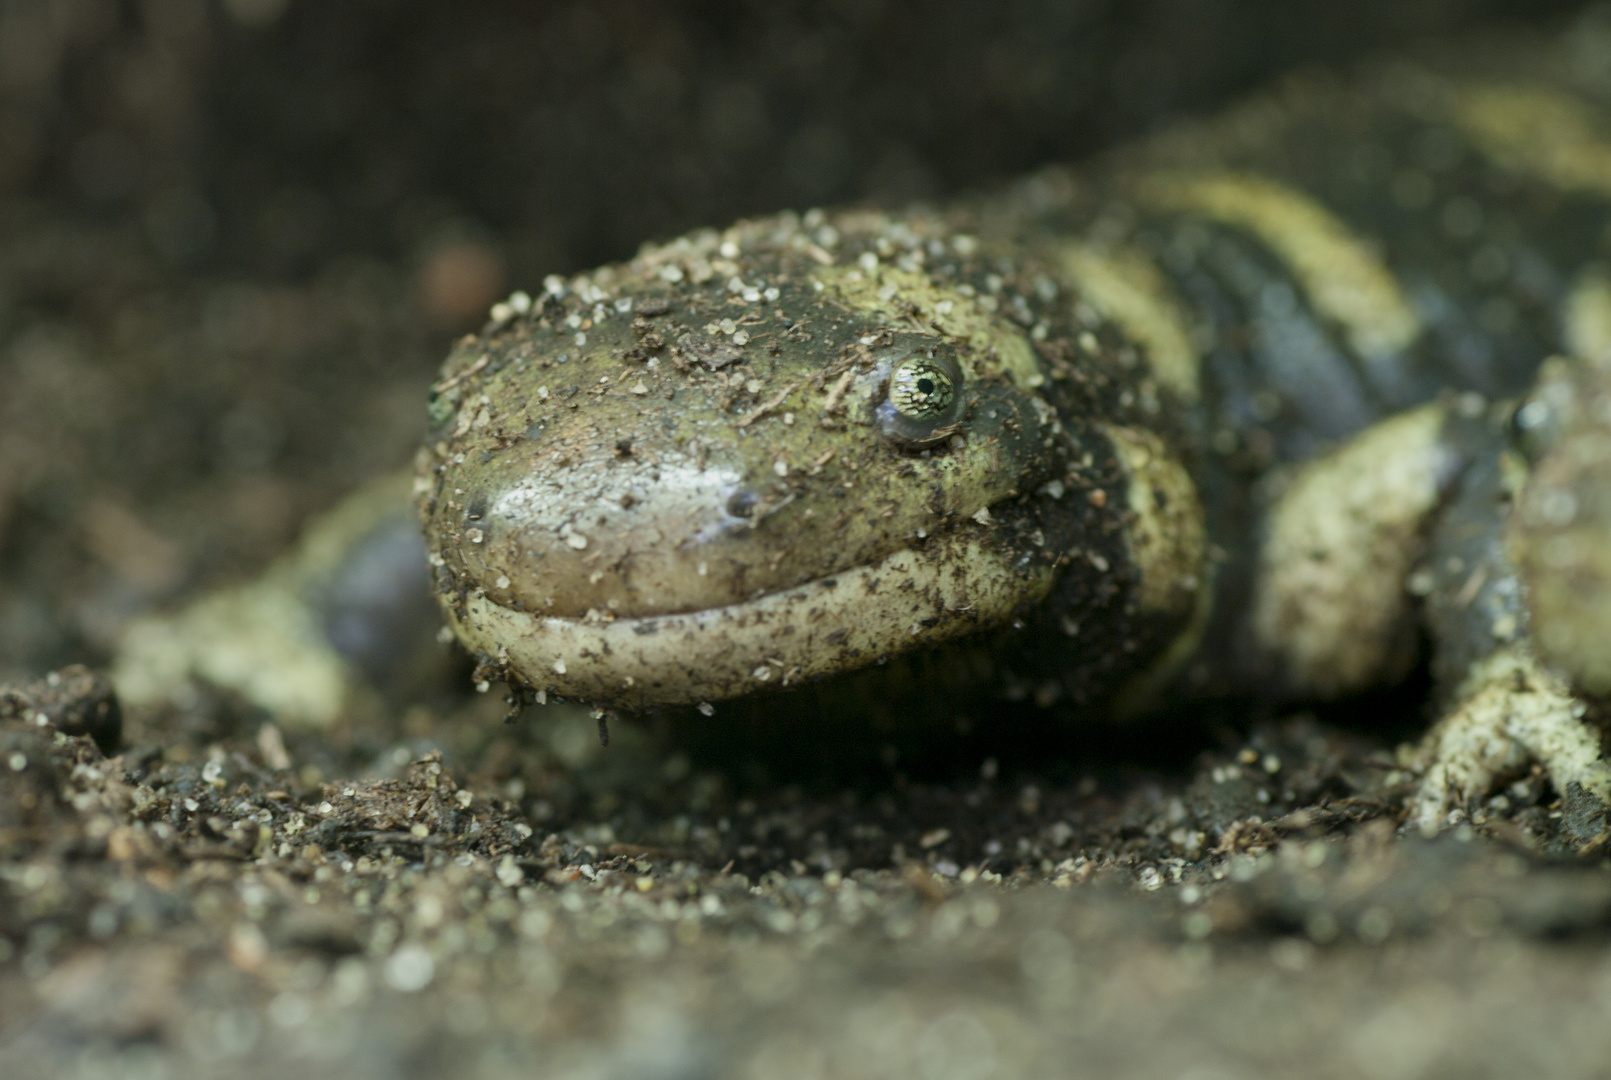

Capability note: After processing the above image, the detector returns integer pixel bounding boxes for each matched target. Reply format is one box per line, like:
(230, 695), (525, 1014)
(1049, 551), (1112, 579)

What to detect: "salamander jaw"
(443, 521), (1061, 708)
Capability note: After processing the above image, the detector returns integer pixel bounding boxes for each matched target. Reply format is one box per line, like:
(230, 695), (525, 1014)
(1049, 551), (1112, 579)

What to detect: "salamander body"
(419, 33), (1606, 715)
(119, 24), (1611, 828)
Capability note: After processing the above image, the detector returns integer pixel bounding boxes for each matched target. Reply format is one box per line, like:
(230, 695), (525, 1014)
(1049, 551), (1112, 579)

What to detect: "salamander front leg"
(1410, 359), (1611, 835)
(1406, 646), (1611, 834)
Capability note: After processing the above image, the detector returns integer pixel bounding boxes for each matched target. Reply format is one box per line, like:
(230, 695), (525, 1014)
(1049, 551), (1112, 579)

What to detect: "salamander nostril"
(725, 489), (760, 518)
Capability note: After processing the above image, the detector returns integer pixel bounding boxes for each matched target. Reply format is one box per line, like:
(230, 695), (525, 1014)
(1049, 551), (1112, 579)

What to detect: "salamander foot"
(1406, 647), (1611, 835)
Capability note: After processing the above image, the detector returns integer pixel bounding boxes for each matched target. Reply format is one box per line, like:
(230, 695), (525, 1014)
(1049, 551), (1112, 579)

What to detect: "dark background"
(0, 0), (1592, 680)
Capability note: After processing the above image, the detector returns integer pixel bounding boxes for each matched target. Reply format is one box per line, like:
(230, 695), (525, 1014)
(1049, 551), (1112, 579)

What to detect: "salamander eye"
(891, 356), (956, 418)
(876, 348), (965, 446)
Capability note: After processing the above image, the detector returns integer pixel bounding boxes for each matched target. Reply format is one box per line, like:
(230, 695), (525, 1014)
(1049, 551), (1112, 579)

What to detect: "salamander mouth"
(447, 527), (1055, 708)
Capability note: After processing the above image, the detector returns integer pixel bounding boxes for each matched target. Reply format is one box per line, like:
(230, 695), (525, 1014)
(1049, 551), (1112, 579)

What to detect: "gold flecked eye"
(889, 356), (957, 420)
(876, 344), (965, 446)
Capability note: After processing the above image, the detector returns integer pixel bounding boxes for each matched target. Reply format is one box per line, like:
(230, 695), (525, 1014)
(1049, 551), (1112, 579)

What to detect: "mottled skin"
(420, 34), (1611, 722)
(114, 26), (1611, 825)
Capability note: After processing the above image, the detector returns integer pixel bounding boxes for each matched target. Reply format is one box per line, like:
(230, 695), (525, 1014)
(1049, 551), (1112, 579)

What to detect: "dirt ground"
(6, 2), (1611, 1078)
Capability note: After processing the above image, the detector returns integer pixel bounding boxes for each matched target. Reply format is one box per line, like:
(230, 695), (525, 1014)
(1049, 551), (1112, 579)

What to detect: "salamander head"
(416, 209), (1173, 708)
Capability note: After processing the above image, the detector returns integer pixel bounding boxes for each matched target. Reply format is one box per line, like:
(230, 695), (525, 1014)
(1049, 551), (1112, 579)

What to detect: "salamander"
(120, 25), (1611, 830)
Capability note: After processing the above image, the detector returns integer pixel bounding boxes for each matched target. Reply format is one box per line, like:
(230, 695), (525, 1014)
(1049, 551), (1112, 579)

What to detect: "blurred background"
(0, 0), (1593, 683)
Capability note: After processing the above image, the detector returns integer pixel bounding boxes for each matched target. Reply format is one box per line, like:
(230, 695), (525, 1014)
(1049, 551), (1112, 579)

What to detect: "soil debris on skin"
(5, 2), (1611, 1077)
(6, 669), (1611, 1077)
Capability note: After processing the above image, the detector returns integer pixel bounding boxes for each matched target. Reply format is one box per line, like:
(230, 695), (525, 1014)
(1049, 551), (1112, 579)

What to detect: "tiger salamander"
(122, 27), (1611, 832)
